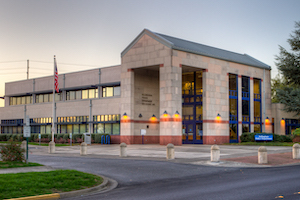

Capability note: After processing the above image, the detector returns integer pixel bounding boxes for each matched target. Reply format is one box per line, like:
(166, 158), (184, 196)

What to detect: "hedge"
(240, 132), (293, 143)
(0, 133), (110, 144)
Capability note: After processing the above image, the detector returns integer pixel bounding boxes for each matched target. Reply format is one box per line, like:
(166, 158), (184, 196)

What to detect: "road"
(29, 154), (300, 200)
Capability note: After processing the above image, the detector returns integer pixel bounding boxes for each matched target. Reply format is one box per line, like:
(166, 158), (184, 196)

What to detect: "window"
(66, 88), (98, 100)
(229, 74), (238, 142)
(102, 86), (120, 97)
(242, 76), (250, 133)
(9, 95), (33, 105)
(253, 78), (262, 132)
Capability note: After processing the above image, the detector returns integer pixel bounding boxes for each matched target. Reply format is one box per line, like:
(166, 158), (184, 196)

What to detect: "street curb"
(7, 174), (111, 200)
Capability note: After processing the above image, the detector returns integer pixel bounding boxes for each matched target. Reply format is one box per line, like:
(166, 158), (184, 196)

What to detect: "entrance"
(182, 71), (203, 144)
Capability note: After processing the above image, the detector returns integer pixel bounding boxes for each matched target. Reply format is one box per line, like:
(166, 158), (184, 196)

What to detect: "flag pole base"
(48, 141), (56, 154)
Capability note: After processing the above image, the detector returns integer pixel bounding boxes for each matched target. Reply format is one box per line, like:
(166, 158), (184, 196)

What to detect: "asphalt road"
(29, 155), (300, 200)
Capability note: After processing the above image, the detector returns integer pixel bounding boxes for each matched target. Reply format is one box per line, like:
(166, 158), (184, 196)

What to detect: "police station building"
(0, 29), (296, 145)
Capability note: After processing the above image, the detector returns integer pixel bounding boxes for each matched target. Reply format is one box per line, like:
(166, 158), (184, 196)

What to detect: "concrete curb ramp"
(7, 175), (110, 200)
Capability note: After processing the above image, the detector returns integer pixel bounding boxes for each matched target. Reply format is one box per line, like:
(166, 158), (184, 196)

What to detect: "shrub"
(240, 132), (256, 142)
(0, 134), (6, 141)
(5, 134), (12, 141)
(56, 137), (66, 144)
(292, 128), (300, 136)
(72, 134), (83, 143)
(0, 139), (25, 162)
(63, 134), (69, 141)
(94, 134), (101, 143)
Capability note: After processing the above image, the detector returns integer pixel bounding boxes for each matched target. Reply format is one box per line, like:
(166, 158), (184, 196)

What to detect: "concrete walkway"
(23, 144), (300, 167)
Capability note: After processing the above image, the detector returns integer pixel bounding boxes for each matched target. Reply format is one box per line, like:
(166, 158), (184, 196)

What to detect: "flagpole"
(52, 55), (56, 142)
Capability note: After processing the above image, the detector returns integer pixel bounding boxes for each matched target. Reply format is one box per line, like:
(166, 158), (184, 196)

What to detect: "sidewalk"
(24, 144), (300, 167)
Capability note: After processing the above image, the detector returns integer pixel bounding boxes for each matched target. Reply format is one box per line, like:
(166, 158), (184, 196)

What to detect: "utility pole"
(27, 60), (29, 79)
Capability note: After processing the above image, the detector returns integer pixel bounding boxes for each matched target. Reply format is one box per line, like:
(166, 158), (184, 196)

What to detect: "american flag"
(54, 58), (59, 93)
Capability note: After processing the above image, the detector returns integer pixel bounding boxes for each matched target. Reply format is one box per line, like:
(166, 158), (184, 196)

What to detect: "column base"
(159, 136), (182, 145)
(203, 136), (229, 144)
(120, 136), (160, 144)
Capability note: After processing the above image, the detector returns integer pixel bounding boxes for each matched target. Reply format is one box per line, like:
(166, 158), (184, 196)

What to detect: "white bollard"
(166, 143), (175, 160)
(120, 143), (127, 157)
(211, 144), (220, 162)
(48, 141), (55, 154)
(293, 143), (300, 159)
(21, 140), (27, 152)
(80, 142), (87, 156)
(258, 146), (267, 164)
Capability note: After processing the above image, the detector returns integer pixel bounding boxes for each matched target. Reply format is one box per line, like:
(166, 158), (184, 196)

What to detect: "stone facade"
(1, 29), (297, 145)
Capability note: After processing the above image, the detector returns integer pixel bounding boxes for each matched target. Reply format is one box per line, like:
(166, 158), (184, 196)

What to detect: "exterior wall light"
(163, 110), (169, 118)
(138, 113), (142, 118)
(216, 113), (221, 121)
(150, 114), (157, 122)
(123, 112), (128, 120)
(265, 116), (270, 124)
(281, 118), (285, 126)
(174, 111), (180, 118)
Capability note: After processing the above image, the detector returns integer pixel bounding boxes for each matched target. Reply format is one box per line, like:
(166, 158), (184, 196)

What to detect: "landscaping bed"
(0, 169), (103, 200)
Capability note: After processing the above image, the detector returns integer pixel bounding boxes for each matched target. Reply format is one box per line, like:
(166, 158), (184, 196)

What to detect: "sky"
(0, 0), (300, 107)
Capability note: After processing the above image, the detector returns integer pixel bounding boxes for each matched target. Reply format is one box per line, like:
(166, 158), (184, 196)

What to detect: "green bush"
(5, 134), (12, 141)
(0, 134), (6, 141)
(240, 132), (293, 143)
(292, 128), (300, 136)
(240, 132), (256, 142)
(94, 134), (101, 143)
(0, 139), (25, 162)
(72, 134), (83, 143)
(63, 134), (69, 141)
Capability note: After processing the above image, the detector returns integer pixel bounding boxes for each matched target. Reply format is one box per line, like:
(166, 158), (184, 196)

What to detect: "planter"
(293, 136), (300, 143)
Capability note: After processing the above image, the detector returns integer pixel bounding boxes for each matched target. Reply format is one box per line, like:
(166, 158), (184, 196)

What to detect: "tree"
(275, 21), (300, 115)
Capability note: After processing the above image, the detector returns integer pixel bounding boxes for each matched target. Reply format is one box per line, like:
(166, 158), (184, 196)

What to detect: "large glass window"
(253, 78), (261, 132)
(182, 72), (194, 95)
(229, 74), (238, 142)
(242, 76), (250, 133)
(102, 86), (120, 97)
(9, 95), (33, 105)
(66, 88), (98, 100)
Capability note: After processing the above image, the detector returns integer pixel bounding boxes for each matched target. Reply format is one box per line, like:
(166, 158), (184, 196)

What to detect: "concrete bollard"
(120, 143), (127, 157)
(80, 142), (87, 156)
(211, 144), (220, 162)
(166, 143), (175, 160)
(258, 146), (268, 164)
(21, 140), (27, 152)
(293, 143), (300, 159)
(48, 141), (55, 154)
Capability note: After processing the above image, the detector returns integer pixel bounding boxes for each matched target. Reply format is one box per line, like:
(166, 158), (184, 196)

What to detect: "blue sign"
(255, 134), (273, 141)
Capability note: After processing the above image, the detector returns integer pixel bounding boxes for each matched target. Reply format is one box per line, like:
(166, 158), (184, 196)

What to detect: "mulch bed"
(221, 152), (300, 166)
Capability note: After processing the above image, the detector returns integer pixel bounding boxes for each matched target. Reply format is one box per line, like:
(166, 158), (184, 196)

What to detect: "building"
(0, 29), (298, 145)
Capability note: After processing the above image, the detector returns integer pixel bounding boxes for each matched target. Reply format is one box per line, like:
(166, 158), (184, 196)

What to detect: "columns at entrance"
(159, 64), (182, 145)
(120, 68), (135, 144)
(202, 70), (229, 144)
(250, 78), (254, 132)
(238, 75), (242, 142)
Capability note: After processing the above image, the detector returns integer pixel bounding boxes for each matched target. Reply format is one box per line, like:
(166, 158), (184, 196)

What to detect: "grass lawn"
(0, 170), (103, 200)
(224, 142), (297, 146)
(0, 141), (72, 146)
(0, 161), (42, 169)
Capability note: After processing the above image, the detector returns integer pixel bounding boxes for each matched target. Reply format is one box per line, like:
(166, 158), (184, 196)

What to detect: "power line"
(30, 60), (100, 67)
(0, 60), (25, 64)
(0, 68), (26, 70)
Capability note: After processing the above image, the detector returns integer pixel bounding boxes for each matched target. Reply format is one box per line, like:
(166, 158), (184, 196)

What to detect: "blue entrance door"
(182, 71), (203, 144)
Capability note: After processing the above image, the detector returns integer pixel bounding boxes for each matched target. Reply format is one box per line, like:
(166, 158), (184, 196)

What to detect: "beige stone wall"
(121, 33), (183, 142)
(5, 67), (121, 100)
(101, 65), (121, 84)
(0, 97), (120, 120)
(272, 103), (299, 135)
(173, 50), (272, 139)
